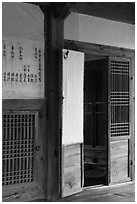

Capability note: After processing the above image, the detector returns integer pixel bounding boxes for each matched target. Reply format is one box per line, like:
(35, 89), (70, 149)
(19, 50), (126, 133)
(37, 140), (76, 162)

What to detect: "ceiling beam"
(69, 2), (135, 25)
(28, 2), (135, 24)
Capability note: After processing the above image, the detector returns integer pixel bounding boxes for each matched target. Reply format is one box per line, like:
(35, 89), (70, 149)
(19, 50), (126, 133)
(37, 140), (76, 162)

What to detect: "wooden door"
(108, 57), (131, 184)
(61, 49), (84, 197)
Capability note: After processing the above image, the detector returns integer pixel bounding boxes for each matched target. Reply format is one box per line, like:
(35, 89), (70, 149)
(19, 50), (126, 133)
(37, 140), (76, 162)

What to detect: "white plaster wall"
(64, 13), (135, 49)
(2, 2), (44, 99)
(2, 2), (44, 41)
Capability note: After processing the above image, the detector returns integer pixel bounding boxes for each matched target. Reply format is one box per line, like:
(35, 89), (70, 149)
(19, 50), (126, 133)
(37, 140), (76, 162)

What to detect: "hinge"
(63, 50), (69, 60)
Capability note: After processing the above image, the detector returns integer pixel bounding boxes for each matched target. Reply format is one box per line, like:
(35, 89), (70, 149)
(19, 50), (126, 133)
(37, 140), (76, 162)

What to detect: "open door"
(83, 56), (131, 187)
(84, 59), (108, 187)
(108, 57), (131, 184)
(61, 49), (84, 197)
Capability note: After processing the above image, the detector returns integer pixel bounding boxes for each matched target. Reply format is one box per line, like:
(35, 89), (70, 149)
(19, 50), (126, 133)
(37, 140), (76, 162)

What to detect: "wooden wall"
(2, 100), (47, 201)
(2, 3), (47, 202)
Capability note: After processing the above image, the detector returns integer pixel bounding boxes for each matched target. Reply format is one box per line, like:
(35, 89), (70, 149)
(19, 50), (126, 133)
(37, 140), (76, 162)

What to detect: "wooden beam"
(31, 2), (134, 24)
(64, 39), (135, 58)
(40, 5), (64, 201)
(69, 2), (135, 25)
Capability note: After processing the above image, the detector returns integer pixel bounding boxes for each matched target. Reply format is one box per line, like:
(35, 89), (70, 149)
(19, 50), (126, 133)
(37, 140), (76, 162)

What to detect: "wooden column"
(41, 5), (64, 201)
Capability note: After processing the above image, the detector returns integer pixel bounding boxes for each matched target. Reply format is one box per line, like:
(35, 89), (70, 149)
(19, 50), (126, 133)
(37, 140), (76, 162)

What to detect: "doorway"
(84, 56), (108, 187)
(83, 53), (132, 187)
(62, 42), (134, 197)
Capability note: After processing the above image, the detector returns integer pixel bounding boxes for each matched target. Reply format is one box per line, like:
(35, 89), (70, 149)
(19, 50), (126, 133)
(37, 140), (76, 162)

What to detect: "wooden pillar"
(41, 5), (64, 201)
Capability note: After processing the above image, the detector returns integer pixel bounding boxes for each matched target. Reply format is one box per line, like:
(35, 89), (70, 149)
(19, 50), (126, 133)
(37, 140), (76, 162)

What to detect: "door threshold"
(83, 184), (105, 190)
(83, 181), (133, 191)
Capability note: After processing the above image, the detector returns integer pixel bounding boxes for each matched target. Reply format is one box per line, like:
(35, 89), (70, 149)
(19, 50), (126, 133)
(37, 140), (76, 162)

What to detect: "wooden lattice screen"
(2, 111), (38, 186)
(110, 58), (130, 137)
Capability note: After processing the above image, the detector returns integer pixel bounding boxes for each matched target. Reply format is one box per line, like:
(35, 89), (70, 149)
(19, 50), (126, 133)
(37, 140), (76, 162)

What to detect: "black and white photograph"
(2, 1), (135, 202)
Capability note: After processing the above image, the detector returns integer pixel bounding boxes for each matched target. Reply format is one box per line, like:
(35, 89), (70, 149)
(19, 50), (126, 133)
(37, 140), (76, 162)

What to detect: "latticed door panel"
(108, 57), (131, 184)
(110, 58), (130, 138)
(2, 111), (38, 186)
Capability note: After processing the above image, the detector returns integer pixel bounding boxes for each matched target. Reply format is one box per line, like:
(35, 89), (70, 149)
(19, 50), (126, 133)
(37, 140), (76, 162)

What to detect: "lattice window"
(110, 58), (130, 137)
(2, 111), (38, 186)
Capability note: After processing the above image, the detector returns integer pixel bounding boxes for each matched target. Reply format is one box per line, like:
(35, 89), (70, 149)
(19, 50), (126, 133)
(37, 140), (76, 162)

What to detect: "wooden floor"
(56, 182), (135, 202)
(31, 182), (135, 202)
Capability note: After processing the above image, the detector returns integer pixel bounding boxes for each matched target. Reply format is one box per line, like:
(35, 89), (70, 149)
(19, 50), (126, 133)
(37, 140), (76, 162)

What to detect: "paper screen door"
(108, 57), (131, 184)
(61, 49), (84, 197)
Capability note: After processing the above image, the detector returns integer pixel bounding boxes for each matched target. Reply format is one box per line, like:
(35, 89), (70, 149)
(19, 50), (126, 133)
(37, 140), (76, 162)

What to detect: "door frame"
(63, 39), (135, 188)
(84, 59), (109, 186)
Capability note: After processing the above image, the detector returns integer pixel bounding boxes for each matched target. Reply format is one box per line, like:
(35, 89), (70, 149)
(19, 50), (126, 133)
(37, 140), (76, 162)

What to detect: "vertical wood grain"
(62, 143), (82, 197)
(110, 140), (129, 183)
(45, 7), (64, 201)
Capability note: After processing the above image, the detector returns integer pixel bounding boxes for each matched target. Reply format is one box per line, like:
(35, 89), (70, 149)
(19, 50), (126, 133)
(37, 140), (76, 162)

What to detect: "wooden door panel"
(108, 57), (131, 184)
(62, 49), (84, 197)
(62, 144), (81, 197)
(110, 140), (129, 183)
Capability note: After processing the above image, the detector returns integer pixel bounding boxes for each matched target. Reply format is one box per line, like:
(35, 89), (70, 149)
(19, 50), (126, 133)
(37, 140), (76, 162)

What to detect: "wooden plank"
(64, 154), (80, 168)
(62, 144), (82, 197)
(110, 140), (129, 183)
(64, 143), (80, 158)
(110, 136), (130, 141)
(63, 181), (81, 198)
(64, 39), (135, 59)
(2, 182), (45, 202)
(111, 140), (128, 159)
(64, 166), (81, 178)
(2, 99), (45, 110)
(111, 156), (128, 182)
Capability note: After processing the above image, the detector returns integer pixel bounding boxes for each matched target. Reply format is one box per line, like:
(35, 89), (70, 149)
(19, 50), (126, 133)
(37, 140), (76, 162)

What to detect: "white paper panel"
(62, 49), (84, 145)
(2, 2), (44, 41)
(2, 37), (44, 99)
